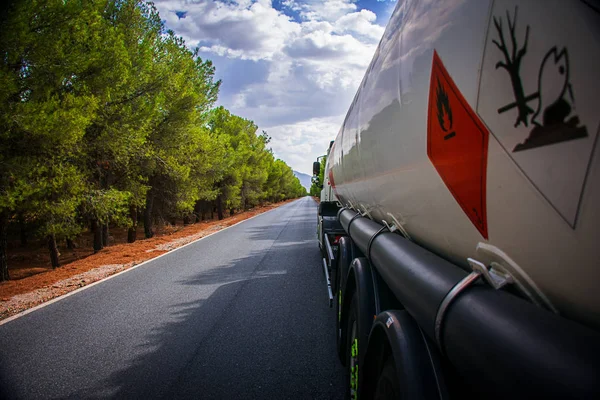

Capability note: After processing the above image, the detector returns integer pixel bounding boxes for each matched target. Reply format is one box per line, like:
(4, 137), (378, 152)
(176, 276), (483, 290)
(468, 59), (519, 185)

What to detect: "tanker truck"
(313, 1), (600, 398)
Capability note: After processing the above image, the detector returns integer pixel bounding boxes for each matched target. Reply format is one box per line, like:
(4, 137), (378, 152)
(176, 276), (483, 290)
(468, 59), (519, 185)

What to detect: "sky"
(152, 0), (398, 175)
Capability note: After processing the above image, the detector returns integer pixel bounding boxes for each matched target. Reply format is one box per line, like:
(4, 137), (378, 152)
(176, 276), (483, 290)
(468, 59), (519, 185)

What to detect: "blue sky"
(153, 0), (397, 174)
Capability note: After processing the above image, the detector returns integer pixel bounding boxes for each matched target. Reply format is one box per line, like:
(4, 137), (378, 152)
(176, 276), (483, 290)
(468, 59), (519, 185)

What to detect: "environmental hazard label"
(427, 51), (489, 239)
(477, 0), (599, 227)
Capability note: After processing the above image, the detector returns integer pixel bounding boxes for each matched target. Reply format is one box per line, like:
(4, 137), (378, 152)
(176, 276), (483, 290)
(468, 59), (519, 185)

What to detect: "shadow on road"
(64, 234), (343, 399)
(0, 198), (344, 400)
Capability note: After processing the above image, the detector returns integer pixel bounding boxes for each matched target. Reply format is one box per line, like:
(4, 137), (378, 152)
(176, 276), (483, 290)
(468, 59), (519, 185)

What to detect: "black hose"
(338, 209), (600, 398)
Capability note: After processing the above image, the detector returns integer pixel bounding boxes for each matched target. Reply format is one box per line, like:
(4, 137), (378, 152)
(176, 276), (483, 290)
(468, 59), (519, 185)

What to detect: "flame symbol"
(436, 78), (452, 132)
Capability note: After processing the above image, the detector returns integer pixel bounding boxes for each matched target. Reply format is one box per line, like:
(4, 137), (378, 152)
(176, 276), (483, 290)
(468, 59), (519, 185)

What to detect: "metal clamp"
(434, 270), (481, 354)
(434, 258), (515, 353)
(366, 226), (389, 262)
(345, 212), (362, 235)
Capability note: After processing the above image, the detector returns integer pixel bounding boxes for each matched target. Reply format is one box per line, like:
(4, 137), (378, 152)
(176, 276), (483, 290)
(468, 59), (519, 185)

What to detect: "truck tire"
(343, 257), (377, 397)
(361, 310), (447, 400)
(346, 294), (360, 400)
(373, 357), (400, 400)
(336, 236), (354, 362)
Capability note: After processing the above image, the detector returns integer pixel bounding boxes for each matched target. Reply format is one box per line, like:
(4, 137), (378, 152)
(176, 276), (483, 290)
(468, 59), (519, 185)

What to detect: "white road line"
(0, 198), (307, 326)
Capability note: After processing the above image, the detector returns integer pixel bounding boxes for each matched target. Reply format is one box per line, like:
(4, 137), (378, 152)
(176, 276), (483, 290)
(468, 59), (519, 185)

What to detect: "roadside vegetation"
(0, 0), (306, 280)
(309, 155), (326, 196)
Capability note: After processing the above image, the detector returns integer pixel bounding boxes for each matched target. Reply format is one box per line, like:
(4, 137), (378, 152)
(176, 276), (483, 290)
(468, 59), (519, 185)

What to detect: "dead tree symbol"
(493, 6), (532, 128)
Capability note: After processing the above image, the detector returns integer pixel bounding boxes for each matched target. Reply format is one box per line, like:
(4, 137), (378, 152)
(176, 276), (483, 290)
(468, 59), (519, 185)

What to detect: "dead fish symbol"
(532, 47), (570, 127)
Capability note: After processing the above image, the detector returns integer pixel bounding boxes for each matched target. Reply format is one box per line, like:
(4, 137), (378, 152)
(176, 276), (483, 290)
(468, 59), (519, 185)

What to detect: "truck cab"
(314, 141), (345, 306)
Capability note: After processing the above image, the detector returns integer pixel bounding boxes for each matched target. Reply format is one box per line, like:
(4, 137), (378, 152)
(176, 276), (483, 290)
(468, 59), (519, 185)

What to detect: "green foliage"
(0, 0), (304, 277)
(208, 108), (305, 212)
(25, 159), (86, 238)
(83, 189), (132, 227)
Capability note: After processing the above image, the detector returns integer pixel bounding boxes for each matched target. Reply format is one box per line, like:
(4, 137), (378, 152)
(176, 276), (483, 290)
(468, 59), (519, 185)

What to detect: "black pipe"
(338, 209), (600, 398)
(370, 232), (465, 341)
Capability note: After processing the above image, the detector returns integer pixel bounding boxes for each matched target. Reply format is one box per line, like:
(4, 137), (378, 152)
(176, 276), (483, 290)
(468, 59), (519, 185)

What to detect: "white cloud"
(153, 0), (392, 174)
(297, 0), (358, 22)
(334, 9), (385, 41)
(266, 115), (342, 173)
(160, 0), (299, 61)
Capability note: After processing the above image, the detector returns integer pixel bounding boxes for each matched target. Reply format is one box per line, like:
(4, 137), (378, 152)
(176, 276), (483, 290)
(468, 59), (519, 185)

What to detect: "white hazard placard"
(477, 0), (600, 227)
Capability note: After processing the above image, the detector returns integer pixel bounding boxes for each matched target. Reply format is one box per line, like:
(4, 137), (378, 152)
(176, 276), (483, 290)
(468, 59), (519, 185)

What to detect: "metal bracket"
(383, 213), (411, 240)
(359, 205), (372, 219)
(324, 233), (336, 267)
(346, 200), (356, 211)
(382, 219), (397, 233)
(475, 243), (558, 314)
(322, 258), (334, 308)
(467, 258), (513, 290)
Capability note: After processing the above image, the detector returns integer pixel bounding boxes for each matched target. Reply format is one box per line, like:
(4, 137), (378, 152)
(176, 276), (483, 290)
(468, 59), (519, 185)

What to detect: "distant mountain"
(294, 170), (312, 191)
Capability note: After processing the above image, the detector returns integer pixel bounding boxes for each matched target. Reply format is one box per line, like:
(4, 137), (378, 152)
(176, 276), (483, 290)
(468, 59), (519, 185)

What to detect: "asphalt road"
(0, 197), (345, 399)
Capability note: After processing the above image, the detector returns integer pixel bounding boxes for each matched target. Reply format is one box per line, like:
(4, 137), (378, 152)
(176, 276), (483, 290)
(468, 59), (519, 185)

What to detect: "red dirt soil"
(0, 200), (295, 321)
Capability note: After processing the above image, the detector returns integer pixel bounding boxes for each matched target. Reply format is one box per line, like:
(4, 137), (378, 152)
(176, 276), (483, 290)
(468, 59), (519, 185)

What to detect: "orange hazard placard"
(427, 51), (489, 239)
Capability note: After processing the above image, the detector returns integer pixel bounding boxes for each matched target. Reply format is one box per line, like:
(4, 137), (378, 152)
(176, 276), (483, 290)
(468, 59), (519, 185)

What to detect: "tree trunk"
(92, 219), (103, 253)
(0, 211), (9, 281)
(230, 208), (235, 216)
(194, 201), (202, 223)
(18, 214), (27, 247)
(144, 193), (154, 238)
(127, 205), (137, 243)
(66, 238), (75, 250)
(216, 196), (224, 220)
(102, 223), (109, 247)
(48, 234), (60, 269)
(183, 215), (190, 225)
(199, 201), (207, 221)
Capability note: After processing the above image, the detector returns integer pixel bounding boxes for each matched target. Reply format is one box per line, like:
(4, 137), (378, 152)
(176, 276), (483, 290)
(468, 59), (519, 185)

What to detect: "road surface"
(0, 197), (345, 399)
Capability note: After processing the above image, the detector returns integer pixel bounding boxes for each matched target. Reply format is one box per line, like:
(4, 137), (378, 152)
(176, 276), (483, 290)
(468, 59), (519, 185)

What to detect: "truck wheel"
(346, 294), (360, 400)
(373, 357), (400, 400)
(336, 278), (344, 363)
(361, 310), (447, 400)
(336, 236), (354, 363)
